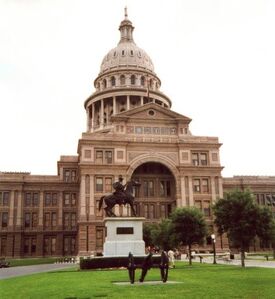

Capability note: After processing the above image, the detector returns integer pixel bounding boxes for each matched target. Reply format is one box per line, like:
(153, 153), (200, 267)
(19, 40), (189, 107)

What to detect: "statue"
(98, 176), (141, 217)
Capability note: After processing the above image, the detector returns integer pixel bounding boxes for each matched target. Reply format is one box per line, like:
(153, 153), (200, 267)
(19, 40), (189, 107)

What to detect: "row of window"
(25, 192), (77, 207)
(0, 212), (77, 229)
(98, 75), (157, 89)
(24, 212), (77, 229)
(256, 194), (275, 206)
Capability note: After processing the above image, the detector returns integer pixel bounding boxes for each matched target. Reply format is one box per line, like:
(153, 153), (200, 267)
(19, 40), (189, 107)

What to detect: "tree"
(170, 207), (207, 265)
(143, 220), (174, 251)
(213, 189), (274, 267)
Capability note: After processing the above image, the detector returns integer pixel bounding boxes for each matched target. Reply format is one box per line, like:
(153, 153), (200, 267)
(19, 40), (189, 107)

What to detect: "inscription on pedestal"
(116, 227), (134, 234)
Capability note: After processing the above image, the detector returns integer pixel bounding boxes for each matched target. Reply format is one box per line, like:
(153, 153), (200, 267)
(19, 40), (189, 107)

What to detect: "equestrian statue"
(98, 175), (141, 217)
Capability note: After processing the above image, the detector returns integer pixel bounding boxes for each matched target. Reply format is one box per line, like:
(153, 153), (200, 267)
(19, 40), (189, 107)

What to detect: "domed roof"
(99, 9), (155, 75)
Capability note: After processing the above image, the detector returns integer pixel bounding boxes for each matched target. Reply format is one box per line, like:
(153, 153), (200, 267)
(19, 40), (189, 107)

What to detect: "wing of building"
(1, 10), (275, 258)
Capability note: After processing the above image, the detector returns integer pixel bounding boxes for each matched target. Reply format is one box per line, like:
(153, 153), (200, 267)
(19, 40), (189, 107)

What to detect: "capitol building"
(0, 11), (275, 258)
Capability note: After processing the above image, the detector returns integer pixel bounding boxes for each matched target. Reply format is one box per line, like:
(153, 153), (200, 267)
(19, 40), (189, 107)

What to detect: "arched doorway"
(131, 162), (176, 222)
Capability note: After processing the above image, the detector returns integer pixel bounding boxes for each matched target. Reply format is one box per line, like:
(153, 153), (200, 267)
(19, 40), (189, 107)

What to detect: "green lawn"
(1, 262), (275, 299)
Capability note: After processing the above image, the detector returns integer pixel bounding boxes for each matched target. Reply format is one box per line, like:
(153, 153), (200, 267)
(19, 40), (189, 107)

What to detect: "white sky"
(0, 0), (274, 177)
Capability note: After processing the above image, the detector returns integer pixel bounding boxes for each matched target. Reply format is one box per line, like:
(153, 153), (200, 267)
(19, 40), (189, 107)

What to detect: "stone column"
(91, 103), (95, 130)
(16, 191), (22, 227)
(141, 96), (144, 106)
(100, 99), (104, 128)
(80, 175), (86, 221)
(89, 175), (95, 219)
(38, 191), (44, 227)
(180, 177), (186, 207)
(8, 190), (15, 227)
(218, 177), (223, 199)
(188, 177), (194, 207)
(58, 191), (63, 228)
(113, 96), (116, 114)
(126, 95), (130, 110)
(86, 108), (90, 132)
(211, 177), (216, 202)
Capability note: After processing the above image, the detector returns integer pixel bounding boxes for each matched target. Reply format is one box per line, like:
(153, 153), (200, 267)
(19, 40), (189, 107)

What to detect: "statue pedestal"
(103, 217), (145, 256)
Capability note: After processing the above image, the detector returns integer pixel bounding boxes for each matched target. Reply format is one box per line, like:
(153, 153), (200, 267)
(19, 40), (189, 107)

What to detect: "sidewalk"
(190, 256), (275, 268)
(0, 263), (77, 280)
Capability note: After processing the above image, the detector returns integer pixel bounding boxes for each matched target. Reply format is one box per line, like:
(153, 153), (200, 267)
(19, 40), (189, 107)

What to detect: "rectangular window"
(159, 180), (171, 197)
(200, 153), (208, 166)
(71, 213), (76, 227)
(71, 193), (76, 206)
(64, 213), (70, 228)
(192, 153), (199, 166)
(144, 180), (154, 197)
(64, 193), (70, 206)
(2, 212), (8, 228)
(203, 201), (211, 217)
(95, 150), (103, 163)
(64, 170), (70, 182)
(25, 193), (32, 206)
(45, 193), (51, 206)
(96, 200), (103, 217)
(160, 204), (166, 218)
(96, 177), (103, 192)
(64, 237), (69, 254)
(195, 200), (202, 210)
(44, 213), (50, 228)
(149, 204), (155, 219)
(44, 238), (50, 255)
(51, 238), (56, 254)
(25, 213), (31, 228)
(52, 193), (57, 206)
(105, 177), (113, 193)
(51, 212), (57, 227)
(24, 238), (29, 254)
(32, 213), (38, 228)
(71, 170), (76, 182)
(193, 179), (201, 193)
(144, 204), (149, 218)
(33, 193), (39, 206)
(2, 192), (9, 206)
(202, 179), (209, 193)
(105, 151), (113, 164)
(0, 237), (7, 256)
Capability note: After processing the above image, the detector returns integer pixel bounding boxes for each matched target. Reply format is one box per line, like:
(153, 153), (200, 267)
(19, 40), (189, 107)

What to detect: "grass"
(6, 257), (57, 267)
(1, 262), (275, 298)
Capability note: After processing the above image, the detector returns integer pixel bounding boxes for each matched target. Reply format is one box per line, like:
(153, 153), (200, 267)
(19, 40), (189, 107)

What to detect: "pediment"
(111, 103), (191, 124)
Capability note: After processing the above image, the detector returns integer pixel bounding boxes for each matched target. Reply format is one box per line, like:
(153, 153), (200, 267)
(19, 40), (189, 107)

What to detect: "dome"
(99, 9), (155, 75)
(100, 43), (154, 74)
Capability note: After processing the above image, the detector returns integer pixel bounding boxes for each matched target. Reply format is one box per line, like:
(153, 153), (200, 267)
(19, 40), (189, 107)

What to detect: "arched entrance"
(131, 162), (176, 222)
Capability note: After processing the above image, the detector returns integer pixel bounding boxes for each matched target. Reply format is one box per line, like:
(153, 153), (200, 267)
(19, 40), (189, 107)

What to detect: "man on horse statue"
(112, 175), (127, 205)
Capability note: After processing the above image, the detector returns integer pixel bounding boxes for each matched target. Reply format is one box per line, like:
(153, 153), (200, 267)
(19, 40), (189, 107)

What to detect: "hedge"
(80, 255), (161, 270)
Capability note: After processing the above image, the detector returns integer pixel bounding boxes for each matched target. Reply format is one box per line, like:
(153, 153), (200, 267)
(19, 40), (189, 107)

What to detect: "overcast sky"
(0, 0), (274, 177)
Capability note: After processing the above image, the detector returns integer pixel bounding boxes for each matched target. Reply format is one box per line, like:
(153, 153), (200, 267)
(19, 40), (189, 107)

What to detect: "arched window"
(131, 75), (136, 85)
(150, 79), (153, 88)
(111, 76), (116, 87)
(103, 79), (107, 89)
(140, 76), (145, 86)
(120, 75), (125, 85)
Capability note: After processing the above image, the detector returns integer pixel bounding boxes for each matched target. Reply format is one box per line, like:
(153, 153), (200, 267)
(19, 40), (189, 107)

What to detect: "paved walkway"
(191, 257), (275, 268)
(0, 263), (77, 280)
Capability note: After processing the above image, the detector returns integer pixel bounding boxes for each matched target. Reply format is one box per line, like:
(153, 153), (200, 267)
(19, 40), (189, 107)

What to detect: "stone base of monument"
(103, 217), (145, 256)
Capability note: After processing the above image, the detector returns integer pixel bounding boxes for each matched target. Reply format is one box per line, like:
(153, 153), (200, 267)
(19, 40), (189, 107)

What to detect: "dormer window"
(111, 76), (116, 86)
(131, 75), (136, 85)
(122, 50), (125, 56)
(130, 50), (134, 56)
(140, 76), (145, 86)
(103, 79), (107, 89)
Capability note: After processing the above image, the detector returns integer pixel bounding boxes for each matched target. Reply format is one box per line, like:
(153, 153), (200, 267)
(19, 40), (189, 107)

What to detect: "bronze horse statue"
(98, 179), (141, 217)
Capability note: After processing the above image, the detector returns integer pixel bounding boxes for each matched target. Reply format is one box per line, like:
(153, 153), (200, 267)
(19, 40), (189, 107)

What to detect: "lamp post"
(211, 234), (217, 264)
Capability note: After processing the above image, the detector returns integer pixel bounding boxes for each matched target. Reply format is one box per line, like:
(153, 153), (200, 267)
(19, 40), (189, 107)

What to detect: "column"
(141, 96), (144, 106)
(126, 95), (130, 110)
(86, 108), (90, 132)
(180, 177), (186, 207)
(58, 191), (63, 228)
(89, 175), (95, 218)
(188, 177), (194, 207)
(80, 175), (86, 221)
(91, 104), (95, 130)
(38, 191), (44, 227)
(8, 190), (15, 227)
(100, 99), (104, 128)
(218, 177), (223, 199)
(211, 177), (216, 202)
(113, 96), (116, 114)
(16, 191), (22, 227)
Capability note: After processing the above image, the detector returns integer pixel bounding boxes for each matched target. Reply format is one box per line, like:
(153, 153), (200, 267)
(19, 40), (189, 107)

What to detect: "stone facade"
(1, 11), (274, 258)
